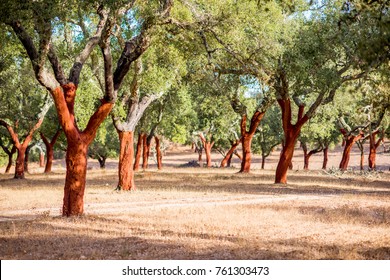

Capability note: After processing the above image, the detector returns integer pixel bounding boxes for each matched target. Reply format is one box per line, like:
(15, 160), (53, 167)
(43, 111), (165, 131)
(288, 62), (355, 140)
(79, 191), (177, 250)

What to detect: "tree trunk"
(45, 145), (54, 173)
(275, 133), (298, 183)
(41, 130), (61, 174)
(39, 152), (45, 167)
(227, 152), (234, 167)
(155, 136), (162, 170)
(133, 132), (144, 171)
(98, 156), (106, 169)
(261, 154), (266, 169)
(62, 141), (88, 216)
(14, 146), (27, 179)
(204, 142), (212, 168)
(240, 134), (253, 172)
(275, 99), (308, 184)
(199, 133), (214, 168)
(339, 133), (363, 171)
(197, 147), (203, 165)
(368, 132), (383, 170)
(322, 146), (329, 170)
(238, 111), (266, 173)
(117, 131), (135, 191)
(142, 133), (149, 170)
(4, 145), (16, 174)
(220, 139), (241, 168)
(24, 145), (32, 174)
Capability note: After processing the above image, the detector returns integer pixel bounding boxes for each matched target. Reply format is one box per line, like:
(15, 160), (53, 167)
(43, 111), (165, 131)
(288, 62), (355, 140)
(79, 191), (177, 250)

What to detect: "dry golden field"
(0, 145), (389, 260)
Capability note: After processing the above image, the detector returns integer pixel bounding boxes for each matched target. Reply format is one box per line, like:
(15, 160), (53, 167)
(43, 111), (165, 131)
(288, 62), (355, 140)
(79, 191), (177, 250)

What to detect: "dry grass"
(1, 165), (390, 260)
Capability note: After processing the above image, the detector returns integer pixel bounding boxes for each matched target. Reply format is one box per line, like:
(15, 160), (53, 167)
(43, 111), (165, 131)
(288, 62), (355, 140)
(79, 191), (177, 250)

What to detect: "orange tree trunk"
(40, 130), (61, 173)
(199, 133), (214, 168)
(275, 100), (308, 184)
(52, 85), (114, 216)
(221, 139), (241, 168)
(117, 131), (135, 191)
(45, 146), (54, 173)
(339, 133), (364, 171)
(14, 146), (27, 179)
(239, 112), (266, 173)
(368, 132), (383, 170)
(322, 147), (329, 170)
(142, 133), (149, 169)
(62, 140), (88, 216)
(133, 132), (144, 171)
(155, 136), (162, 170)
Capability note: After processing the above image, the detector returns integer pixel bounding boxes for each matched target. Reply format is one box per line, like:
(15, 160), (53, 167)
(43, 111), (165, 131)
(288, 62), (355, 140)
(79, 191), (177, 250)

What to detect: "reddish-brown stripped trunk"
(52, 85), (113, 216)
(239, 111), (266, 173)
(199, 133), (214, 168)
(0, 119), (45, 179)
(368, 131), (383, 170)
(220, 139), (241, 168)
(142, 134), (149, 170)
(117, 131), (135, 190)
(40, 130), (61, 173)
(339, 131), (364, 171)
(133, 133), (144, 171)
(275, 100), (308, 184)
(155, 136), (162, 170)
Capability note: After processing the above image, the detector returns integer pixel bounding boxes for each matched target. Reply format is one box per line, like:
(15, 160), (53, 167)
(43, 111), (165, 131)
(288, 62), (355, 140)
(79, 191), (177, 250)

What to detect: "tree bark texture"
(155, 136), (162, 170)
(368, 131), (383, 170)
(220, 139), (241, 168)
(52, 85), (113, 216)
(142, 133), (149, 170)
(239, 112), (266, 173)
(0, 119), (45, 179)
(134, 132), (144, 171)
(40, 130), (61, 173)
(117, 131), (135, 190)
(199, 133), (214, 168)
(322, 146), (329, 170)
(275, 100), (308, 184)
(339, 131), (364, 171)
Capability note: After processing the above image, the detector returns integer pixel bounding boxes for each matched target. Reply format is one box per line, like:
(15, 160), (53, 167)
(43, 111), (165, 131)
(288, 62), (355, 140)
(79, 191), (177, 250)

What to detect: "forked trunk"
(117, 131), (135, 191)
(133, 133), (144, 171)
(62, 141), (88, 216)
(322, 147), (328, 170)
(339, 133), (363, 171)
(240, 135), (252, 173)
(45, 147), (54, 173)
(41, 130), (61, 174)
(220, 139), (241, 168)
(14, 146), (27, 179)
(155, 136), (162, 170)
(368, 132), (382, 170)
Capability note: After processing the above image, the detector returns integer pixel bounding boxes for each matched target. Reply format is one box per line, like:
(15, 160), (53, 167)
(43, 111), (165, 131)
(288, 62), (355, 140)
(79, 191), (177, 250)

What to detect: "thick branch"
(69, 6), (109, 85)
